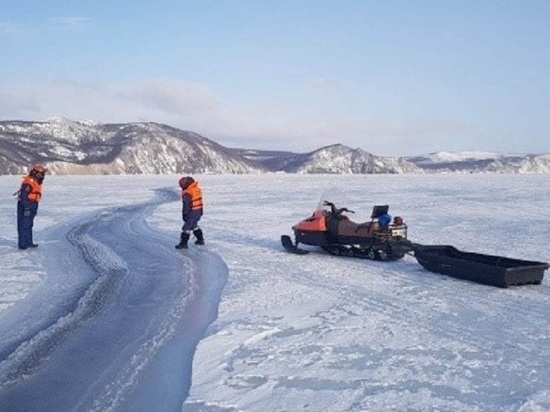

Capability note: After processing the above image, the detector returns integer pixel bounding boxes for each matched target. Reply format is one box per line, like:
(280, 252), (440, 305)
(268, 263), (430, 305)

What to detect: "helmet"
(29, 164), (46, 183)
(178, 176), (194, 189)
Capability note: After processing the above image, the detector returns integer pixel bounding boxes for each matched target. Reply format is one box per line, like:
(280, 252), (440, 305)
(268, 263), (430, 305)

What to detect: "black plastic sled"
(414, 245), (549, 288)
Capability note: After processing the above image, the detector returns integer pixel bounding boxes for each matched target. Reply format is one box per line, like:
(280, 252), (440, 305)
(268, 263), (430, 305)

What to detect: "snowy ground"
(0, 173), (549, 412)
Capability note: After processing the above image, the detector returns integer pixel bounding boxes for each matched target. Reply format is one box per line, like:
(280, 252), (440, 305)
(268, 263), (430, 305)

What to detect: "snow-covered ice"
(0, 174), (549, 411)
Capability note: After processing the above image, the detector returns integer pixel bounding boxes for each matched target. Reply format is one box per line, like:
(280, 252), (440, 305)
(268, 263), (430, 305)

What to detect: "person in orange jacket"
(175, 176), (205, 249)
(17, 165), (46, 250)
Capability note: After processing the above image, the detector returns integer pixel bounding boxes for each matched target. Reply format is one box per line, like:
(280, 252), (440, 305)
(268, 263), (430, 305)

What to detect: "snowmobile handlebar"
(322, 200), (354, 216)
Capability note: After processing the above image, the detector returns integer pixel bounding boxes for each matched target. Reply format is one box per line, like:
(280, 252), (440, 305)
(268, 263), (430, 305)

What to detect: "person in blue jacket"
(17, 165), (46, 250)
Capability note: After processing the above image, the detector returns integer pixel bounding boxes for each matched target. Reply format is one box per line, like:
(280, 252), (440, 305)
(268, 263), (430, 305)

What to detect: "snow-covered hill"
(0, 118), (261, 175)
(252, 144), (421, 174)
(407, 151), (550, 173)
(1, 118), (549, 174)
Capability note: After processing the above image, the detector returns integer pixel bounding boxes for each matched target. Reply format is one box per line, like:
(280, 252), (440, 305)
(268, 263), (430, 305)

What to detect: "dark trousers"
(17, 202), (35, 249)
(181, 210), (203, 232)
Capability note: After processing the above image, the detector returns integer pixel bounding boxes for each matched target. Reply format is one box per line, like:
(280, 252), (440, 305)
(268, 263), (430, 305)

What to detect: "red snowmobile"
(281, 200), (410, 261)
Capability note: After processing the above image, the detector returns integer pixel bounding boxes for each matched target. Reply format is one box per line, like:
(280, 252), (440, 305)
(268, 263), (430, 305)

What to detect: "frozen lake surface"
(0, 174), (549, 411)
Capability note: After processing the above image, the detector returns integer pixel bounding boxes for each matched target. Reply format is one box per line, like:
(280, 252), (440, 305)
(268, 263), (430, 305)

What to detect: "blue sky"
(1, 1), (549, 155)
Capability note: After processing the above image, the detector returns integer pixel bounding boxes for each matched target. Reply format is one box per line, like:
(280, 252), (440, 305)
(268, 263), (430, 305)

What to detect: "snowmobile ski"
(281, 235), (309, 255)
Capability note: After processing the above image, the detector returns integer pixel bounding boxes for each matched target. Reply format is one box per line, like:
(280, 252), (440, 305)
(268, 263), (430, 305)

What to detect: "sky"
(0, 174), (549, 410)
(1, 1), (549, 156)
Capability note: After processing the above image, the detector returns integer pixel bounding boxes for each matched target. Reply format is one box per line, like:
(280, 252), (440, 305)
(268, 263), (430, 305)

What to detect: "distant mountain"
(0, 118), (262, 175)
(236, 144), (420, 174)
(406, 151), (550, 173)
(0, 118), (548, 175)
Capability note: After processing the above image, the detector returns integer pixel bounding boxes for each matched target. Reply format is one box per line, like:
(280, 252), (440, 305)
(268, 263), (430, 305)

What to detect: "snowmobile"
(281, 200), (549, 287)
(281, 200), (411, 261)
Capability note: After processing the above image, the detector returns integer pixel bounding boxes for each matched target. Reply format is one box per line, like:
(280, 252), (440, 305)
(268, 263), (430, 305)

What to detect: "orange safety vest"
(182, 181), (203, 211)
(20, 176), (42, 202)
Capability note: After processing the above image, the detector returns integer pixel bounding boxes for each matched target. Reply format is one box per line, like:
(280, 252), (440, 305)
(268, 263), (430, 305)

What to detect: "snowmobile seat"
(336, 219), (379, 237)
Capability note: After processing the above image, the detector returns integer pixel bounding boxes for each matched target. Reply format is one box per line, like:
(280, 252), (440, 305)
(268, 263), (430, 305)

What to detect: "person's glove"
(23, 209), (32, 217)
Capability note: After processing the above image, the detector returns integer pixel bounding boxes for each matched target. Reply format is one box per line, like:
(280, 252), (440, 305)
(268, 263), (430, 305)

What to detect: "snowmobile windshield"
(316, 199), (334, 214)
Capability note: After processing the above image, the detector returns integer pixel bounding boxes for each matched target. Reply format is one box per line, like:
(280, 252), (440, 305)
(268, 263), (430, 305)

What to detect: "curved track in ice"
(0, 189), (228, 412)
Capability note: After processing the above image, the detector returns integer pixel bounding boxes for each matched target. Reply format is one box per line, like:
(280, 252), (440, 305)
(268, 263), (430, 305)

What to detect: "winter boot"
(193, 228), (205, 245)
(175, 232), (190, 249)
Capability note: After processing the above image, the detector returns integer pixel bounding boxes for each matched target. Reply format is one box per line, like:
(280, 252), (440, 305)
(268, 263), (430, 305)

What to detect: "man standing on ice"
(175, 176), (205, 249)
(17, 164), (46, 250)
